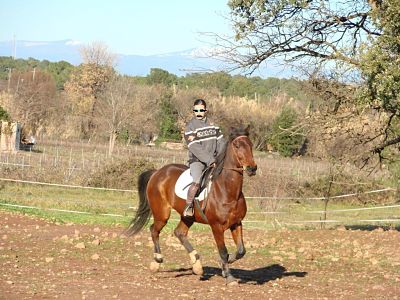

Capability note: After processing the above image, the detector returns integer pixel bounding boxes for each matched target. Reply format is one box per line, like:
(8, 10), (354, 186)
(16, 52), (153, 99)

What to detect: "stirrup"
(183, 203), (194, 217)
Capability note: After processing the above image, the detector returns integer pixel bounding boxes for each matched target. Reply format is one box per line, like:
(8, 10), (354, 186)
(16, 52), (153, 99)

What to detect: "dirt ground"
(1, 210), (399, 300)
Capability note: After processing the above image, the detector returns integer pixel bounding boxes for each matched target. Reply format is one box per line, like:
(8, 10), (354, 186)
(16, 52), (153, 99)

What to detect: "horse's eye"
(234, 142), (240, 149)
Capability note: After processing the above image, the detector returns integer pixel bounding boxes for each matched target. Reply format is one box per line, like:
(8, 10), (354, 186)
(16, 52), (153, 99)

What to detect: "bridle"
(222, 135), (251, 175)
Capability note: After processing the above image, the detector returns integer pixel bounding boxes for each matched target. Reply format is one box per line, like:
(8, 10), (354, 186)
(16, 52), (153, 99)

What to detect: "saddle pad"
(174, 169), (211, 201)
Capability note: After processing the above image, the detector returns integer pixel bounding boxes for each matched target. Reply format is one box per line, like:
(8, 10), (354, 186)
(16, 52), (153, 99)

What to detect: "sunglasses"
(193, 109), (206, 113)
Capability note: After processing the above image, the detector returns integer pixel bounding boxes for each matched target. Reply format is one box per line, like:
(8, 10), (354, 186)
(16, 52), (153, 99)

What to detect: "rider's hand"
(210, 162), (216, 168)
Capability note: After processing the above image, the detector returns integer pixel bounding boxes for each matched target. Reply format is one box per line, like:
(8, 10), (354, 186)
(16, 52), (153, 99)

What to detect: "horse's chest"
(220, 202), (245, 227)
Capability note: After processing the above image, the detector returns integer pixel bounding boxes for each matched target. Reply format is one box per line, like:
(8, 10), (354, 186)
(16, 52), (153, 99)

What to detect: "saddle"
(174, 166), (214, 201)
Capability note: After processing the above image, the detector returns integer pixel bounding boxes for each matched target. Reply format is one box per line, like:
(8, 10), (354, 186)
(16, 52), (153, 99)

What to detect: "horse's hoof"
(149, 261), (160, 272)
(228, 254), (236, 264)
(192, 259), (203, 275)
(226, 275), (238, 286)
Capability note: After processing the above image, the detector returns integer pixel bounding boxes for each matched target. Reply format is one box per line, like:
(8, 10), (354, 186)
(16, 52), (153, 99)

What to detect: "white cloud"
(23, 41), (49, 47)
(189, 47), (226, 58)
(65, 40), (82, 46)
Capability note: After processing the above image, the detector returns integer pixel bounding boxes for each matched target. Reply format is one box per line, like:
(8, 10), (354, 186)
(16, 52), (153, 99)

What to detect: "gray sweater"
(184, 117), (225, 165)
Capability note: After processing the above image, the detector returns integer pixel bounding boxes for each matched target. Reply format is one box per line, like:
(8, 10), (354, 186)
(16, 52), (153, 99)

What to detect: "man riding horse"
(183, 98), (225, 217)
(126, 100), (257, 285)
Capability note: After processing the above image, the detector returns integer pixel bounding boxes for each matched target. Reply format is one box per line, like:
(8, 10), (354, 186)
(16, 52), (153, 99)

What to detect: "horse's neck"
(223, 143), (241, 170)
(215, 144), (243, 199)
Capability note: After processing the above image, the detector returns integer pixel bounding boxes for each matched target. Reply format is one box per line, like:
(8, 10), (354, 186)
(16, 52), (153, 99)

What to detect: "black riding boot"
(183, 183), (200, 217)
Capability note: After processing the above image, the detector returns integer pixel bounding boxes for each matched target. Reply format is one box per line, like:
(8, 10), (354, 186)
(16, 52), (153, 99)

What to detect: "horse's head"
(229, 125), (257, 176)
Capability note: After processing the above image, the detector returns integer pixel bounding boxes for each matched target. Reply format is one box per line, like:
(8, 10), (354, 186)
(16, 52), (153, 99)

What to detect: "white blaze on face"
(193, 104), (207, 120)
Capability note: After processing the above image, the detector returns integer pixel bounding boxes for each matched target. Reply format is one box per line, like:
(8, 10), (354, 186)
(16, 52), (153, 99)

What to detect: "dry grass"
(0, 138), (397, 230)
(0, 138), (392, 199)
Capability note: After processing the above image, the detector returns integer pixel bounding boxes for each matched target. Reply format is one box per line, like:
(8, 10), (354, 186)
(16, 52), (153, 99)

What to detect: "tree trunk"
(108, 131), (117, 157)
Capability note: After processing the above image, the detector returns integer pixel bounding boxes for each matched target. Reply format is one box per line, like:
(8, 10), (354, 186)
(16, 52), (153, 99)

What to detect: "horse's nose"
(246, 165), (257, 176)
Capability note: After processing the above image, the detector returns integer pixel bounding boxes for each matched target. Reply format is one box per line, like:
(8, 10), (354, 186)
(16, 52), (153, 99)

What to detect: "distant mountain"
(0, 39), (82, 64)
(117, 48), (227, 77)
(0, 39), (292, 77)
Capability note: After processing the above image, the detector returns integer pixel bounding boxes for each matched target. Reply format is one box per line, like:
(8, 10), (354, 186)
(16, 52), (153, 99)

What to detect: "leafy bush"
(158, 94), (181, 141)
(292, 172), (391, 204)
(268, 106), (305, 157)
(87, 157), (155, 189)
(0, 105), (10, 121)
(146, 68), (177, 86)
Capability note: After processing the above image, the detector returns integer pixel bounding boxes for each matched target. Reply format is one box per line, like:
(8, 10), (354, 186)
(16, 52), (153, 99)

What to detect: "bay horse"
(125, 126), (257, 284)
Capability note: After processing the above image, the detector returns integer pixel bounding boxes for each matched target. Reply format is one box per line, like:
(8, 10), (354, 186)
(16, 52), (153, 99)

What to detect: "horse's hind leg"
(174, 219), (203, 275)
(149, 219), (168, 272)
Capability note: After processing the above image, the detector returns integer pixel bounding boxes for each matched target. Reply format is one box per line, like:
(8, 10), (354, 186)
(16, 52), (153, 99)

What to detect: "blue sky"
(0, 0), (232, 55)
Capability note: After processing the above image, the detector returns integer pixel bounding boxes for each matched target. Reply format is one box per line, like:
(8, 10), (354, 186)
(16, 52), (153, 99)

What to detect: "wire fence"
(0, 177), (396, 199)
(0, 177), (399, 227)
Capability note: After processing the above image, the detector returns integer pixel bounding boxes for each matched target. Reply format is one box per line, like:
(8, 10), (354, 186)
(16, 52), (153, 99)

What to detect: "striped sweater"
(184, 117), (225, 165)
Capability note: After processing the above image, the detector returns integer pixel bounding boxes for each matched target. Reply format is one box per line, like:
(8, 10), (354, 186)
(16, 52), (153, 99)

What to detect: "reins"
(220, 135), (249, 175)
(194, 134), (249, 221)
(222, 166), (244, 175)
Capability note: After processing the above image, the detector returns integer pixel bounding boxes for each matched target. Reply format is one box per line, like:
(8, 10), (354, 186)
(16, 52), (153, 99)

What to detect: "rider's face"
(193, 104), (207, 120)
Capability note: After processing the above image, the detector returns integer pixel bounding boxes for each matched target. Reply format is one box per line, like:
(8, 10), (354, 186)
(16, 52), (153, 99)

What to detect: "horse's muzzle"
(245, 165), (257, 176)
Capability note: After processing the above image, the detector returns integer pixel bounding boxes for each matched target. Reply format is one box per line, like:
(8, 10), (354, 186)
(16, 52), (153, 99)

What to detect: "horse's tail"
(125, 169), (156, 236)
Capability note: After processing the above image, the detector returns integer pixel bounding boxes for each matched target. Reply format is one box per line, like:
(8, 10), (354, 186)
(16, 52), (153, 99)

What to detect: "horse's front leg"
(228, 222), (246, 264)
(211, 225), (238, 285)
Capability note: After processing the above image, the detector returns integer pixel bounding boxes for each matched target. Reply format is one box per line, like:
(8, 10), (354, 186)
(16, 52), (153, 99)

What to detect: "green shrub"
(86, 157), (155, 189)
(268, 106), (305, 157)
(0, 105), (10, 121)
(117, 128), (130, 143)
(158, 94), (181, 141)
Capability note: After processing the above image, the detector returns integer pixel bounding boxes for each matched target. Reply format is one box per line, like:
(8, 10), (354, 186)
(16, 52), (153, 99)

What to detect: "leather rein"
(222, 166), (244, 174)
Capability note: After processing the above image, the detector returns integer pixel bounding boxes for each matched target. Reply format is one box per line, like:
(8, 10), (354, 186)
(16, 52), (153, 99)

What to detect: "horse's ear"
(244, 124), (251, 135)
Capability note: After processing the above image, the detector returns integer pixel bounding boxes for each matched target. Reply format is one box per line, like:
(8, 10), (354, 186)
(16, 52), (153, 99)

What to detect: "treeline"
(0, 56), (74, 90)
(0, 56), (307, 102)
(145, 68), (309, 103)
(0, 55), (310, 157)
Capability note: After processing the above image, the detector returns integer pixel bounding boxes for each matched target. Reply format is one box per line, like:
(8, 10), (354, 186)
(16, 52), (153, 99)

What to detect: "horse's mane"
(213, 125), (250, 179)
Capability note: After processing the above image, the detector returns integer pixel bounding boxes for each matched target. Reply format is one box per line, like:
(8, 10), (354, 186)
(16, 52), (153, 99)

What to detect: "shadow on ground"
(166, 264), (307, 285)
(345, 224), (400, 231)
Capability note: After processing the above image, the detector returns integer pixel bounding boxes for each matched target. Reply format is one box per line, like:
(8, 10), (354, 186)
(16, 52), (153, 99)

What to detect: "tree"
(180, 72), (232, 94)
(225, 0), (380, 73)
(158, 93), (181, 141)
(146, 68), (178, 86)
(43, 60), (75, 90)
(0, 56), (74, 91)
(2, 69), (57, 135)
(268, 106), (305, 156)
(98, 75), (134, 156)
(224, 0), (400, 164)
(64, 42), (116, 139)
(358, 1), (400, 161)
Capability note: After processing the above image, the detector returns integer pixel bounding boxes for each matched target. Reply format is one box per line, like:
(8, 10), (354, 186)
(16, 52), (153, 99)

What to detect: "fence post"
(321, 172), (334, 229)
(69, 147), (72, 170)
(81, 148), (85, 170)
